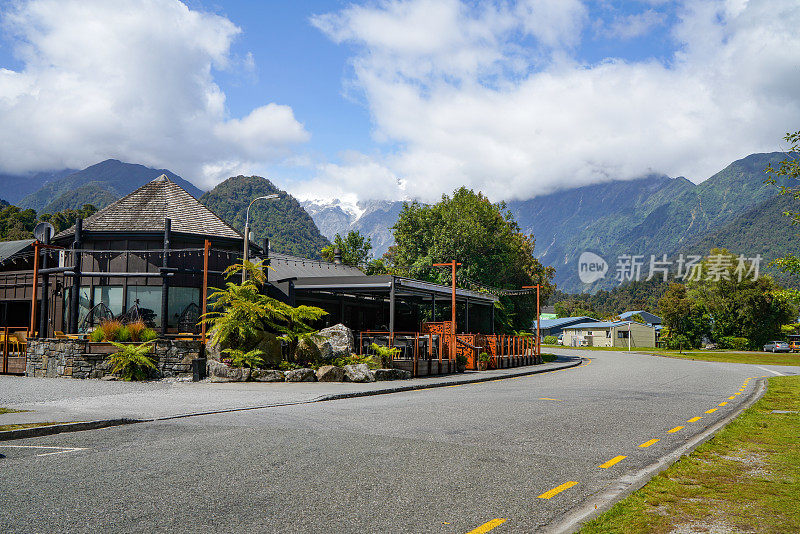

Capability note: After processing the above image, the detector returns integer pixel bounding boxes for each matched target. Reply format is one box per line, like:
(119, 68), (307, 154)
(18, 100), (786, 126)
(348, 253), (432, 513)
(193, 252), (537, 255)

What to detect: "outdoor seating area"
(0, 327), (29, 374)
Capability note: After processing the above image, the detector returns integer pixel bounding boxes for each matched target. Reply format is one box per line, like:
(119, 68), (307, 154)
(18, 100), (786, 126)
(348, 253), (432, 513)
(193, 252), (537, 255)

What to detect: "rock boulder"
(317, 324), (355, 359)
(374, 368), (411, 381)
(250, 369), (285, 382)
(207, 359), (250, 382)
(343, 363), (375, 383)
(284, 367), (317, 382)
(316, 365), (346, 382)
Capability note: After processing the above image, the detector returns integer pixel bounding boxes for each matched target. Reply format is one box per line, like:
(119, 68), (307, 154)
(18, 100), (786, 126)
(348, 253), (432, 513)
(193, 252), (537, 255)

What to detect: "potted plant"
(478, 352), (490, 371)
(456, 353), (468, 373)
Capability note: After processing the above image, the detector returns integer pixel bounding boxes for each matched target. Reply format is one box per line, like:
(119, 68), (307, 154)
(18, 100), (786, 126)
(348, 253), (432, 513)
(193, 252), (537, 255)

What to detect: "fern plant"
(107, 342), (157, 381)
(200, 259), (328, 361)
(222, 348), (265, 369)
(369, 343), (400, 368)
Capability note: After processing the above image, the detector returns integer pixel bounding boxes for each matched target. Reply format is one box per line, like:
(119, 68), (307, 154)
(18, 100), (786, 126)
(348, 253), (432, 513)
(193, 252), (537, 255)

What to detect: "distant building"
(562, 321), (656, 348)
(618, 311), (662, 325)
(537, 316), (600, 337)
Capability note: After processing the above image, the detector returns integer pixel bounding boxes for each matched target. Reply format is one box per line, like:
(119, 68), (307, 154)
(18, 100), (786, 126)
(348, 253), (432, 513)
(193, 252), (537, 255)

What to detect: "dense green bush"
(664, 334), (694, 350)
(718, 336), (751, 351)
(543, 335), (558, 345)
(333, 353), (379, 369)
(107, 342), (156, 381)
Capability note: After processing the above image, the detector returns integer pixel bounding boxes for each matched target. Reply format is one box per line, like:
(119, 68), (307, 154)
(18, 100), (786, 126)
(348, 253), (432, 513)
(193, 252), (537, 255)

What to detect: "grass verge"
(580, 376), (800, 533)
(551, 345), (800, 366)
(541, 353), (557, 363)
(0, 407), (26, 415)
(0, 422), (61, 432)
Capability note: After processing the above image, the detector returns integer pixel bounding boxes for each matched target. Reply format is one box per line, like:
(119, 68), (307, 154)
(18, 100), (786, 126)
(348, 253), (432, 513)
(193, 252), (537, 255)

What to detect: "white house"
(561, 321), (657, 348)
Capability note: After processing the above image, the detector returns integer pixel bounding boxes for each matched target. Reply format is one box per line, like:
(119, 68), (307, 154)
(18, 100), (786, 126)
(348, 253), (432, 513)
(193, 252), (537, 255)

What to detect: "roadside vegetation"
(550, 345), (800, 366)
(580, 376), (800, 533)
(0, 407), (25, 415)
(0, 421), (63, 432)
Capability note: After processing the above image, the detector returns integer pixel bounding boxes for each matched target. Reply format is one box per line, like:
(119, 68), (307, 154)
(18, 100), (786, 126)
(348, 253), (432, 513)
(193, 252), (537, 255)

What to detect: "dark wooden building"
(0, 174), (497, 340)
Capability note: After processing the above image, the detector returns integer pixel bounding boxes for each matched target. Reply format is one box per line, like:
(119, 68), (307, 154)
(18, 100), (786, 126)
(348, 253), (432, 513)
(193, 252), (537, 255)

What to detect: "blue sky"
(0, 0), (798, 202)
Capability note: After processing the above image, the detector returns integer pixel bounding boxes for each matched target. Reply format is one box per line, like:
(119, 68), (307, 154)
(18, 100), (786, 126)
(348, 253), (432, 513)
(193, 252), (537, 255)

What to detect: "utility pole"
(523, 285), (541, 362)
(433, 260), (462, 357)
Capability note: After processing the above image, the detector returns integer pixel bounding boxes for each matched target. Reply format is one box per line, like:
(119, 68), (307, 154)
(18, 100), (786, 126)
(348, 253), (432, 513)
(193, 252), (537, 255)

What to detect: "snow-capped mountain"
(301, 198), (405, 257)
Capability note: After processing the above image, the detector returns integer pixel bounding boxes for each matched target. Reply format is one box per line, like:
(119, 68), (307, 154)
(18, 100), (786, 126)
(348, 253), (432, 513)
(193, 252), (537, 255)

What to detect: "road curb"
(545, 376), (769, 534)
(154, 357), (585, 421)
(0, 418), (142, 442)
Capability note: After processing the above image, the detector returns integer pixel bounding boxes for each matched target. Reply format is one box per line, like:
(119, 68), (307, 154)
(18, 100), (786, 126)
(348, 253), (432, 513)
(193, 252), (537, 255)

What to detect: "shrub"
(117, 326), (131, 342)
(719, 336), (751, 351)
(126, 320), (146, 342)
(479, 352), (490, 362)
(369, 343), (400, 368)
(89, 329), (105, 342)
(222, 348), (265, 369)
(665, 334), (693, 350)
(456, 353), (468, 368)
(543, 335), (558, 345)
(107, 342), (156, 381)
(140, 328), (157, 342)
(278, 360), (301, 371)
(94, 319), (124, 342)
(333, 353), (378, 369)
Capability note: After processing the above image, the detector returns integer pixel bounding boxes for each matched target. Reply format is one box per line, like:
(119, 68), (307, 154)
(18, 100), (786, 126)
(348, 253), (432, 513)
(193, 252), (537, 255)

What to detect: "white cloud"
(602, 9), (666, 40)
(312, 0), (800, 202)
(0, 0), (309, 188)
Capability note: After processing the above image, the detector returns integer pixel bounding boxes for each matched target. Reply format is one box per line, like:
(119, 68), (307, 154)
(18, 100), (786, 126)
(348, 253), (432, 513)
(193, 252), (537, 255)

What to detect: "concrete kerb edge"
(153, 357), (585, 421)
(545, 376), (769, 534)
(0, 418), (143, 442)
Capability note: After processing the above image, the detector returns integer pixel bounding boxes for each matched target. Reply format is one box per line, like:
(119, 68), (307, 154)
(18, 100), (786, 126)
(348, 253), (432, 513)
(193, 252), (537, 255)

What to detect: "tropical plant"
(479, 352), (491, 362)
(369, 343), (400, 368)
(222, 348), (266, 369)
(455, 353), (468, 369)
(107, 342), (156, 381)
(139, 328), (157, 342)
(200, 259), (328, 364)
(543, 335), (558, 345)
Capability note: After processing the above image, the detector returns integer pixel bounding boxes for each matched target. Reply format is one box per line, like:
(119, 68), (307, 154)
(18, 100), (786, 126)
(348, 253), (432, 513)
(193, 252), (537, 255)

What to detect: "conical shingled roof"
(56, 175), (241, 240)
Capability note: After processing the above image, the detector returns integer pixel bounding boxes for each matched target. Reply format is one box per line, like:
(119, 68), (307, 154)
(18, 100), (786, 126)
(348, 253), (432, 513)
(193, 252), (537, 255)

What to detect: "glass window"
(168, 287), (200, 328)
(92, 286), (124, 316)
(126, 286), (162, 327)
(63, 286), (91, 331)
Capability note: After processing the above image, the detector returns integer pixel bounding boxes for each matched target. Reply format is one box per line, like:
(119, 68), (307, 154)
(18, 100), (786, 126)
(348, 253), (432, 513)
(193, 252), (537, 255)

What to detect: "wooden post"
(3, 326), (8, 374)
(201, 239), (210, 345)
(29, 241), (40, 338)
(537, 285), (541, 362)
(38, 227), (51, 338)
(433, 260), (461, 358)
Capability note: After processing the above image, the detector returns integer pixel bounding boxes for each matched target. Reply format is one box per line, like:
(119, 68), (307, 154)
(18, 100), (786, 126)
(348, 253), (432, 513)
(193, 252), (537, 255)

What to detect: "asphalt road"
(1, 350), (796, 533)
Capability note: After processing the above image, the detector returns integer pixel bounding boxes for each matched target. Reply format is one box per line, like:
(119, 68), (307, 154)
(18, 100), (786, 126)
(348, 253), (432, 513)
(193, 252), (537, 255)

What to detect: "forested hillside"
(200, 175), (330, 259)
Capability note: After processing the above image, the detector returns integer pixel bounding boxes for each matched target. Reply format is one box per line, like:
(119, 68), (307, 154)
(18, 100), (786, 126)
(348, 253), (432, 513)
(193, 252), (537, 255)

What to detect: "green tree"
(320, 230), (372, 267)
(39, 204), (98, 233)
(686, 249), (796, 348)
(658, 283), (708, 350)
(387, 187), (555, 332)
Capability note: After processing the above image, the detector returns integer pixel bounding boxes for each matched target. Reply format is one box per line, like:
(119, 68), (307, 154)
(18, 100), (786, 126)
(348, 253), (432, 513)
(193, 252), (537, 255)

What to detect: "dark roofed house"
(0, 174), (499, 354)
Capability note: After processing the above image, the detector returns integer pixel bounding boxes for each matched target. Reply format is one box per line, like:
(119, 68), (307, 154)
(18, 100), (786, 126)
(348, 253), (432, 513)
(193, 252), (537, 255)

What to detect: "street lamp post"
(243, 194), (279, 282)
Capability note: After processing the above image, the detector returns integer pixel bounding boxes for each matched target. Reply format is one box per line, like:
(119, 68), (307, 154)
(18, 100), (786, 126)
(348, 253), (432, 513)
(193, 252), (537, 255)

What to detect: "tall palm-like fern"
(200, 259), (328, 362)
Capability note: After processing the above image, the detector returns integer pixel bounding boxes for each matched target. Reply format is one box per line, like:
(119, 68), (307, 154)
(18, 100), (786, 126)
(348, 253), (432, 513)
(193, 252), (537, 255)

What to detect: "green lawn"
(548, 345), (800, 366)
(580, 376), (800, 533)
(0, 421), (60, 432)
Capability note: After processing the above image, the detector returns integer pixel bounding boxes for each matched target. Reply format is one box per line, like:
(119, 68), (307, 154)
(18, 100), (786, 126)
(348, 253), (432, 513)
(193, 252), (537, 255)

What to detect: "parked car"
(788, 336), (800, 352)
(763, 341), (791, 353)
(557, 333), (563, 345)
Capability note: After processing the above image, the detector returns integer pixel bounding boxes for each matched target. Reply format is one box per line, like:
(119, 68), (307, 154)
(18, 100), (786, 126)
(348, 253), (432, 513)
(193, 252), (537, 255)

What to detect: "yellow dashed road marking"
(639, 438), (660, 448)
(538, 481), (579, 499)
(705, 408), (718, 414)
(728, 396), (735, 400)
(667, 426), (684, 434)
(687, 416), (702, 422)
(466, 518), (507, 533)
(599, 455), (627, 469)
(718, 402), (728, 406)
(538, 398), (563, 401)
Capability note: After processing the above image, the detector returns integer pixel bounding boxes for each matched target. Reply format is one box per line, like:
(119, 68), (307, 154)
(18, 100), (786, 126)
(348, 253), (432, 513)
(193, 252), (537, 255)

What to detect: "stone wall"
(26, 339), (202, 379)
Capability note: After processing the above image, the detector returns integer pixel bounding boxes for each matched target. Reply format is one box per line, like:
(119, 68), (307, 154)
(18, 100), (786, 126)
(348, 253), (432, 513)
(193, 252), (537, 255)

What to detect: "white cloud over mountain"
(0, 0), (308, 188)
(308, 0), (800, 202)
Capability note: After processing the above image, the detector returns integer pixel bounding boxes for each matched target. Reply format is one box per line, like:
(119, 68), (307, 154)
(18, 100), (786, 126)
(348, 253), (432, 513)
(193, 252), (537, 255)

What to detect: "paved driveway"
(1, 350), (796, 533)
